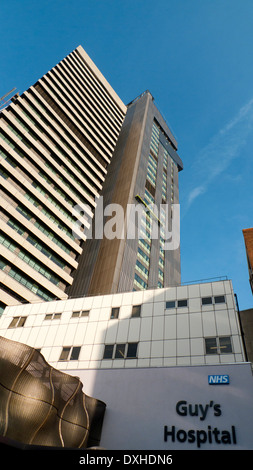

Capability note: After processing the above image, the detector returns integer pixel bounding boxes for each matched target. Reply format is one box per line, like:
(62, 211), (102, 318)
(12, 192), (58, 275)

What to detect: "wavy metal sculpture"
(0, 336), (106, 448)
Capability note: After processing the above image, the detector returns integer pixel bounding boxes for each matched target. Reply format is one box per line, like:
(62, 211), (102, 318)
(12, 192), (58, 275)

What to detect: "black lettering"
(189, 404), (198, 417)
(199, 404), (209, 421)
(196, 430), (207, 448)
(164, 425), (175, 442)
(232, 426), (237, 444)
(176, 400), (187, 416)
(221, 430), (232, 444)
(213, 427), (221, 444)
(188, 429), (195, 443)
(177, 429), (187, 443)
(213, 404), (222, 417)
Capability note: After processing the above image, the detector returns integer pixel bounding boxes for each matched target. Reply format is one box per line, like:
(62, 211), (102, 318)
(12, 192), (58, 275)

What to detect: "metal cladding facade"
(69, 91), (183, 297)
(0, 336), (106, 448)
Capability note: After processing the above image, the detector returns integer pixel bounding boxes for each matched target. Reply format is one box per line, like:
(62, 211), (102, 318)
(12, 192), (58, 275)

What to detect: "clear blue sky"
(1, 0), (253, 310)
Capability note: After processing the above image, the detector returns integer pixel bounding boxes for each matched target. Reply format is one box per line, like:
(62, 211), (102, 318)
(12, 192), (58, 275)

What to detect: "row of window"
(8, 296), (228, 329)
(103, 342), (138, 360)
(73, 49), (125, 128)
(134, 119), (177, 292)
(17, 98), (101, 189)
(44, 306), (141, 322)
(134, 122), (159, 291)
(6, 216), (68, 269)
(44, 309), (90, 320)
(111, 305), (141, 319)
(1, 129), (79, 243)
(3, 105), (97, 204)
(0, 260), (54, 302)
(39, 73), (114, 159)
(53, 342), (139, 362)
(8, 305), (142, 328)
(166, 295), (226, 309)
(38, 336), (233, 363)
(0, 231), (62, 287)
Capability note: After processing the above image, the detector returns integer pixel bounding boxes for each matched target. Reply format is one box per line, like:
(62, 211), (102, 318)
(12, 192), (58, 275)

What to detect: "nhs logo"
(208, 375), (230, 385)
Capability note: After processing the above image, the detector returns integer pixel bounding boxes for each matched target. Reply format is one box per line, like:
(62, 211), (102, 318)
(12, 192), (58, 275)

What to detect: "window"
(111, 307), (120, 319)
(178, 299), (188, 308)
(115, 344), (125, 359)
(8, 316), (27, 328)
(132, 305), (141, 318)
(59, 346), (81, 361)
(135, 259), (149, 279)
(134, 273), (147, 290)
(126, 342), (138, 358)
(2, 261), (54, 301)
(165, 300), (188, 309)
(166, 301), (176, 309)
(214, 295), (226, 304)
(205, 337), (218, 355)
(219, 336), (232, 353)
(71, 310), (89, 318)
(54, 313), (62, 319)
(44, 313), (62, 320)
(103, 344), (114, 359)
(201, 295), (226, 306)
(205, 337), (233, 355)
(103, 343), (138, 360)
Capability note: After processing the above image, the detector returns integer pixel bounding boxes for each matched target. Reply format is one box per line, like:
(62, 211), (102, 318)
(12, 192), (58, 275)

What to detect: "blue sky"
(1, 0), (253, 309)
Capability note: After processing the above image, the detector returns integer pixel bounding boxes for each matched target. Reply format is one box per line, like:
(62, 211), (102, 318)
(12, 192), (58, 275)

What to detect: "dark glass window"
(70, 346), (81, 360)
(205, 337), (218, 355)
(8, 316), (27, 328)
(103, 343), (138, 359)
(111, 307), (120, 319)
(126, 343), (138, 358)
(44, 313), (61, 320)
(103, 344), (114, 359)
(178, 299), (188, 308)
(72, 311), (80, 318)
(81, 310), (90, 317)
(59, 347), (71, 361)
(71, 310), (90, 318)
(45, 314), (53, 320)
(59, 346), (81, 361)
(219, 337), (232, 353)
(202, 297), (213, 305)
(166, 301), (176, 309)
(132, 305), (141, 317)
(205, 337), (233, 355)
(115, 344), (126, 359)
(54, 313), (62, 319)
(214, 295), (226, 304)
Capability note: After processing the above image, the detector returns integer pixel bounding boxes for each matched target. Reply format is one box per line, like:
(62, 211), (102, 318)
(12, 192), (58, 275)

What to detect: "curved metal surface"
(0, 336), (106, 448)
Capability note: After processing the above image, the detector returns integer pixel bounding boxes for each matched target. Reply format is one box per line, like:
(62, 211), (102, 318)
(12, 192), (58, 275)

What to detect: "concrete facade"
(0, 46), (126, 309)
